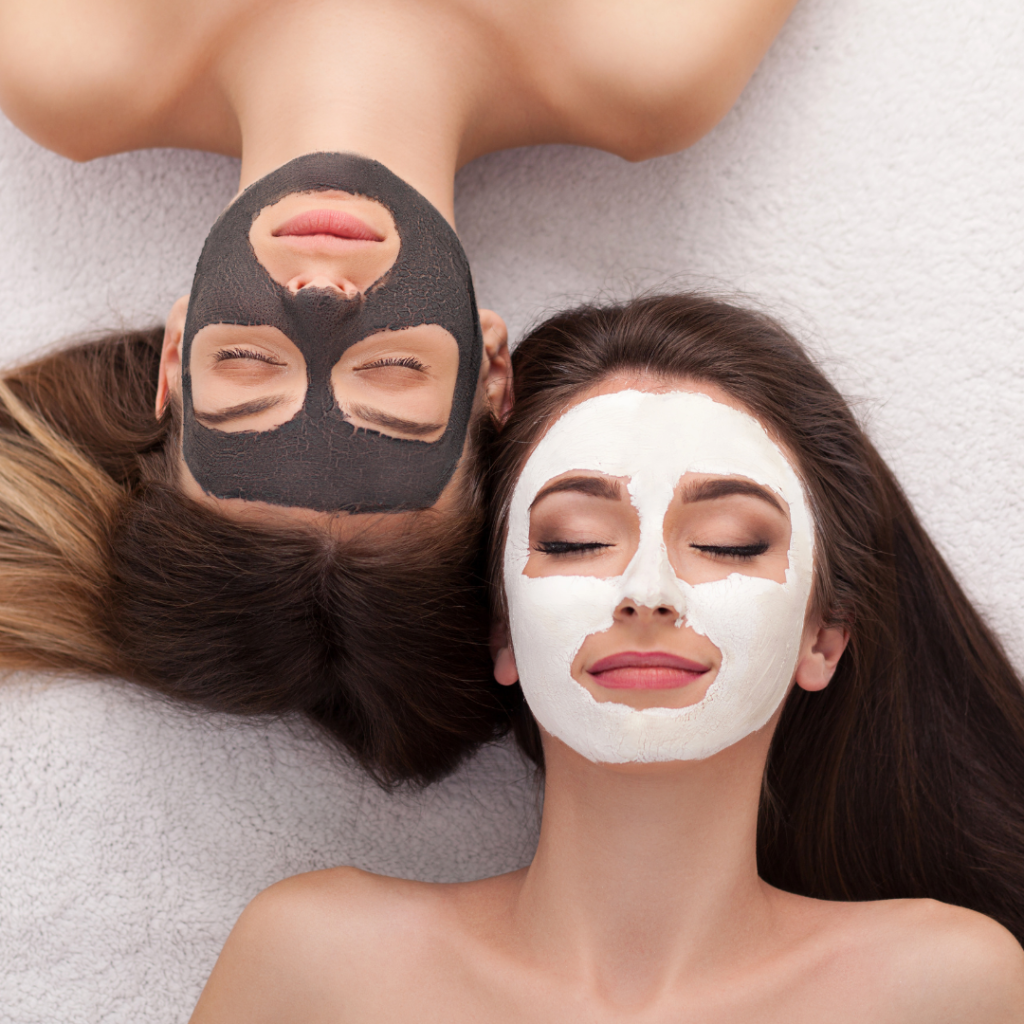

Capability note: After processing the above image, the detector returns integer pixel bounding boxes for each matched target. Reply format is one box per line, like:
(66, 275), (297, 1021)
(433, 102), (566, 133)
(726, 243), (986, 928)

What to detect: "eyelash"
(535, 541), (612, 556)
(356, 357), (426, 372)
(536, 541), (769, 560)
(215, 347), (283, 365)
(690, 542), (769, 560)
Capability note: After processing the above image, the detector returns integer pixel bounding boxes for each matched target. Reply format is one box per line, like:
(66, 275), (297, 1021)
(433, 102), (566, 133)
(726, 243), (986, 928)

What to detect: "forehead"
(516, 389), (802, 509)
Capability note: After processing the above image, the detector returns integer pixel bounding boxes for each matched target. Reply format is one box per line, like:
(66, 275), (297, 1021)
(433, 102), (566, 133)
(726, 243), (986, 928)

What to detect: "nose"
(285, 273), (361, 299)
(617, 536), (687, 625)
(613, 596), (681, 622)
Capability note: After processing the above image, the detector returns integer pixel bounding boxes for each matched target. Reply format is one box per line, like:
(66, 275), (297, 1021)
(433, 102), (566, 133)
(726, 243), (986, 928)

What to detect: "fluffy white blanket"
(1, 0), (1022, 1018)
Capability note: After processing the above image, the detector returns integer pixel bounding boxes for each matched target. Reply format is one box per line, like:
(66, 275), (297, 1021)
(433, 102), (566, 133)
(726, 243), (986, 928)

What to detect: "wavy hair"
(0, 328), (506, 785)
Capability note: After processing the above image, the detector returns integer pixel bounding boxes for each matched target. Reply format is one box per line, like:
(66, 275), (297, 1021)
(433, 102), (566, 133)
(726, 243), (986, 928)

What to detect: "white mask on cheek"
(503, 390), (815, 763)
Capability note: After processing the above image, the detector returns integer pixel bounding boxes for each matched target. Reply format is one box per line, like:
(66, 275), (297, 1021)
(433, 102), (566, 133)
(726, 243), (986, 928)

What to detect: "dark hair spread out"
(0, 328), (505, 785)
(3, 296), (1024, 941)
(486, 294), (1024, 943)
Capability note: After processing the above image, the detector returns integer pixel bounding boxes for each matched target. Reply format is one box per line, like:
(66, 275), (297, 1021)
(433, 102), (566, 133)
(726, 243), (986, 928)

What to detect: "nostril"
(286, 274), (350, 297)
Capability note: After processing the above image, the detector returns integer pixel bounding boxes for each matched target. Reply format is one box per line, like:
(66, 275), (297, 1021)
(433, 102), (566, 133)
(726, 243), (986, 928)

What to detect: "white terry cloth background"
(0, 0), (1021, 1019)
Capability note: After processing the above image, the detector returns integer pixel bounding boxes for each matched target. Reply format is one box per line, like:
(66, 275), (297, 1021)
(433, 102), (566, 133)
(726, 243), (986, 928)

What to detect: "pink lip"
(587, 651), (711, 691)
(273, 209), (384, 242)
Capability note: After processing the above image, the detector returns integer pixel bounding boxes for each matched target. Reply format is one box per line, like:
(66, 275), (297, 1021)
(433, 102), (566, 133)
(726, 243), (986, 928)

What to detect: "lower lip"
(273, 209), (383, 242)
(589, 667), (707, 690)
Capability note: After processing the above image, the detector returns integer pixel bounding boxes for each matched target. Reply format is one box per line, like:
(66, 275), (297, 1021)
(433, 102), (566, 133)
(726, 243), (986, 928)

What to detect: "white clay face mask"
(503, 389), (815, 763)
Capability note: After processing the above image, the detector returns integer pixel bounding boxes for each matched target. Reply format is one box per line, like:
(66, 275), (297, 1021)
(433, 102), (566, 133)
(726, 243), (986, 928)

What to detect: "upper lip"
(273, 209), (384, 242)
(587, 651), (710, 675)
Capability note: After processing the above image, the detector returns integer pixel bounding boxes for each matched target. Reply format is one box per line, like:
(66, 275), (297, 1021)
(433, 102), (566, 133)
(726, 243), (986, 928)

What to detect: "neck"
(219, 1), (477, 224)
(510, 728), (775, 1007)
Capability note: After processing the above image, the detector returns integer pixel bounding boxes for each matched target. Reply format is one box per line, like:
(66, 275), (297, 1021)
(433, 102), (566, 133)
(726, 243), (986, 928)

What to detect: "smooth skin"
(0, 0), (803, 217)
(188, 374), (1024, 1021)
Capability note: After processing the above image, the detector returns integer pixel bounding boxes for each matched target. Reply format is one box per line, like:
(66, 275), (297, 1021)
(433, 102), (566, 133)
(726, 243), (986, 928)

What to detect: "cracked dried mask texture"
(503, 390), (815, 763)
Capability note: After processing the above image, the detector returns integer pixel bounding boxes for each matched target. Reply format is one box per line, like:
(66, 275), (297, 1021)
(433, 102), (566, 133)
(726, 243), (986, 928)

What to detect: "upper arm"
(892, 902), (1024, 1023)
(188, 883), (316, 1024)
(189, 869), (370, 1024)
(939, 912), (1024, 1022)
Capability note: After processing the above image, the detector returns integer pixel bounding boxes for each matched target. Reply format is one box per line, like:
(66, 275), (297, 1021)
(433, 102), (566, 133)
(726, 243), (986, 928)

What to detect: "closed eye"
(535, 541), (613, 556)
(690, 542), (770, 560)
(355, 356), (427, 372)
(215, 347), (285, 366)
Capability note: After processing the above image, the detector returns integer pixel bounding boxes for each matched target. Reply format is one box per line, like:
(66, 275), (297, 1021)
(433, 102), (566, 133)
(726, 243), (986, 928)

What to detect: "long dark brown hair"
(0, 327), (506, 785)
(486, 294), (1024, 941)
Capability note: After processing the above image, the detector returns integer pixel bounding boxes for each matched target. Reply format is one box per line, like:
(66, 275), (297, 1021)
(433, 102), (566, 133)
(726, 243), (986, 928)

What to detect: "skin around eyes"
(525, 470), (791, 584)
(190, 324), (307, 433)
(332, 325), (459, 442)
(249, 190), (401, 296)
(663, 478), (791, 585)
(524, 475), (638, 579)
(189, 323), (458, 441)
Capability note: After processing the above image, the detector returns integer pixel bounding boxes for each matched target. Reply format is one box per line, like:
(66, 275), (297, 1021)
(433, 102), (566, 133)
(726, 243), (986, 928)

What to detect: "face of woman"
(502, 378), (816, 764)
(189, 192), (459, 443)
(171, 153), (496, 516)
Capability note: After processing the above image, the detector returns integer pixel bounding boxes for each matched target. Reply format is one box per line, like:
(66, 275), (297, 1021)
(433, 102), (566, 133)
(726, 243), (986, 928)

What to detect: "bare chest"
(323, 939), (912, 1024)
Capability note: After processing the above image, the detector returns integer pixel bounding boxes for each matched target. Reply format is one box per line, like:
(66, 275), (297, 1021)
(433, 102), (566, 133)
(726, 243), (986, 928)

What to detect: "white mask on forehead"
(503, 389), (815, 763)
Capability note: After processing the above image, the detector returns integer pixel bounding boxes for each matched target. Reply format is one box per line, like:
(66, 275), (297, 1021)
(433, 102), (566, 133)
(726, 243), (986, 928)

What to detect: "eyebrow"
(678, 477), (786, 514)
(195, 396), (286, 425)
(530, 475), (623, 508)
(528, 474), (785, 514)
(348, 404), (445, 438)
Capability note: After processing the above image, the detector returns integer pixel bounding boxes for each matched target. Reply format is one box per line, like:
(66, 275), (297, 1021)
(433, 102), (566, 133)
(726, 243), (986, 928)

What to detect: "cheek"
(682, 576), (810, 679)
(506, 574), (622, 668)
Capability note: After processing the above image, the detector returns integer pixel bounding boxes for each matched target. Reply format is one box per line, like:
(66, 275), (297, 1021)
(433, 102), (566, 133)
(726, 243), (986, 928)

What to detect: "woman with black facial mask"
(0, 0), (800, 782)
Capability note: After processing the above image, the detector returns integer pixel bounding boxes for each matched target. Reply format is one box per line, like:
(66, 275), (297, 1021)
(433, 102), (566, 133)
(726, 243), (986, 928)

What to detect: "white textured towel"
(1, 0), (1022, 1019)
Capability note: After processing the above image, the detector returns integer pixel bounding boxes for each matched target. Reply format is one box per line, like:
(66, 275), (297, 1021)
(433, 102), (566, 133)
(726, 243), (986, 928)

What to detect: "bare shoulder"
(878, 900), (1024, 1022)
(517, 0), (800, 159)
(236, 862), (428, 930)
(189, 866), (449, 1024)
(0, 0), (239, 159)
(786, 895), (1024, 1023)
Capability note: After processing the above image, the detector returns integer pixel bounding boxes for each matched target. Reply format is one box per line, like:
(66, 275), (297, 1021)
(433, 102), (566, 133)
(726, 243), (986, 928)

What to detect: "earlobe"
(493, 647), (520, 686)
(478, 308), (513, 423)
(156, 295), (189, 418)
(490, 619), (520, 686)
(794, 624), (850, 693)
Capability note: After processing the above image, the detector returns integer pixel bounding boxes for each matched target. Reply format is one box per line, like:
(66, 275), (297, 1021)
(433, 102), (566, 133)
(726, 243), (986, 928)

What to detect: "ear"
(478, 308), (513, 423)
(490, 619), (519, 686)
(156, 295), (189, 418)
(794, 621), (849, 693)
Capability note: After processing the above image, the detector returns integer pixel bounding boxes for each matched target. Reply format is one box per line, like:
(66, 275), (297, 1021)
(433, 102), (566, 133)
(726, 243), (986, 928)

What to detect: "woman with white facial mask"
(190, 295), (1024, 1021)
(0, 0), (799, 784)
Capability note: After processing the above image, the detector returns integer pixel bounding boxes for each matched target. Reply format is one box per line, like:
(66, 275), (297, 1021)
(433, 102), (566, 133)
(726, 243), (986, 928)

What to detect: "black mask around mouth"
(181, 152), (483, 513)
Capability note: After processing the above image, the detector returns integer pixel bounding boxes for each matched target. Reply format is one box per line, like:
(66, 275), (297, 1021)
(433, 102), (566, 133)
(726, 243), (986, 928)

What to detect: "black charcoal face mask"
(181, 152), (483, 513)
